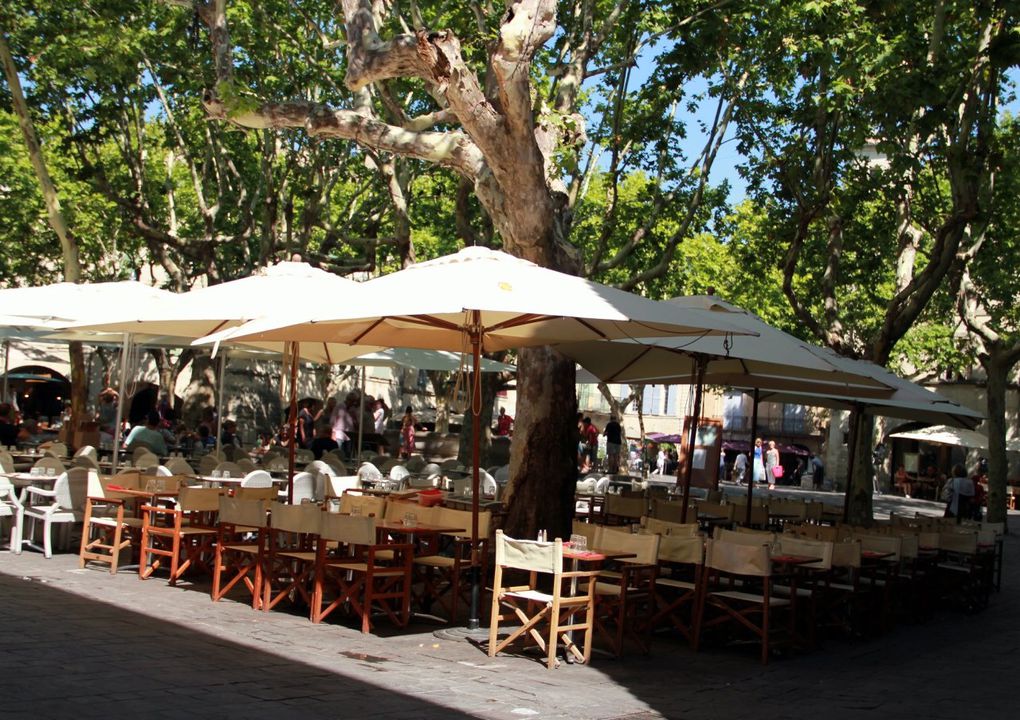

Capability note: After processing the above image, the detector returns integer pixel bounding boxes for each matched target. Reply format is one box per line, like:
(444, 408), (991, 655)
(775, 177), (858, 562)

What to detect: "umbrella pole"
(744, 387), (760, 526)
(357, 366), (366, 465)
(2, 339), (9, 402)
(214, 353), (226, 456)
(287, 341), (299, 504)
(468, 312), (482, 631)
(679, 356), (706, 523)
(111, 333), (132, 471)
(842, 404), (863, 524)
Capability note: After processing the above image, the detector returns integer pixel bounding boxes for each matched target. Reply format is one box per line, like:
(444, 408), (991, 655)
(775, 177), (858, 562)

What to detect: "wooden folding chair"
(693, 538), (791, 664)
(78, 470), (141, 574)
(311, 513), (414, 633)
(592, 527), (660, 657)
(262, 502), (322, 611)
(412, 506), (491, 623)
(649, 533), (704, 645)
(140, 486), (222, 584)
(488, 531), (599, 669)
(211, 497), (269, 608)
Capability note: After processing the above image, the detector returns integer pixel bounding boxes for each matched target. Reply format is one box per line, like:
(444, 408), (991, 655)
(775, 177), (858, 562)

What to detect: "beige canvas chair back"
(768, 498), (807, 522)
(131, 445), (156, 462)
(319, 513), (375, 545)
(234, 486), (278, 501)
(179, 486), (223, 513)
(165, 456), (195, 475)
(774, 536), (832, 570)
(33, 456), (66, 474)
(854, 533), (902, 561)
(642, 517), (700, 537)
(218, 497), (268, 528)
(384, 499), (429, 523)
(111, 469), (143, 490)
(657, 534), (704, 565)
(494, 530), (563, 574)
(705, 538), (770, 577)
(340, 493), (386, 517)
(895, 532), (919, 560)
(697, 501), (735, 522)
(939, 530), (978, 554)
(269, 501), (322, 534)
(714, 527), (772, 546)
(435, 506), (487, 538)
(605, 493), (647, 521)
(595, 525), (659, 564)
(71, 454), (99, 470)
(650, 498), (688, 523)
(830, 539), (862, 569)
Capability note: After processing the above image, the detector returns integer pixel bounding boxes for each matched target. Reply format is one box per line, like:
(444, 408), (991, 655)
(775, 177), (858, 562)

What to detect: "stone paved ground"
(1, 506), (1016, 719)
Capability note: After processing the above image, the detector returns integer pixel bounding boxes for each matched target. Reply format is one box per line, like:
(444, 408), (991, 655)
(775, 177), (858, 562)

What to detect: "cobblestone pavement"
(1, 512), (1016, 719)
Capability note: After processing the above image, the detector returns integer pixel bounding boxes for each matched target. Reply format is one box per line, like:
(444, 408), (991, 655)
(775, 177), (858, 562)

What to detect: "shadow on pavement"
(0, 571), (476, 720)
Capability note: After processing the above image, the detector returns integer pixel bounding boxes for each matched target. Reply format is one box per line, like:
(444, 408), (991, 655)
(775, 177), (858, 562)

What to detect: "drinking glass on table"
(569, 534), (588, 552)
(30, 467), (40, 477)
(46, 467), (56, 477)
(222, 470), (231, 479)
(211, 470), (221, 479)
(403, 511), (417, 527)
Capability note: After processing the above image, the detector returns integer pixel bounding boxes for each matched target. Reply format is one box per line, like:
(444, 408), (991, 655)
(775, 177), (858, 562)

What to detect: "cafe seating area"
(0, 448), (1007, 670)
(564, 487), (1005, 664)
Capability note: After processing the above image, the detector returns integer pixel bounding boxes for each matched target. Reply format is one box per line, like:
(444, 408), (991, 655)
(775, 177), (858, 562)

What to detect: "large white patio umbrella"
(0, 281), (178, 467)
(62, 263), (379, 494)
(752, 351), (983, 521)
(888, 424), (1020, 452)
(198, 246), (754, 630)
(559, 296), (896, 521)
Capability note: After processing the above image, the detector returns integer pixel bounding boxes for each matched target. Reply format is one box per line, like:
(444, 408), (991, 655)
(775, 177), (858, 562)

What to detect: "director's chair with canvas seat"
(488, 530), (599, 669)
(311, 513), (414, 633)
(140, 486), (223, 585)
(212, 497), (269, 608)
(692, 538), (791, 664)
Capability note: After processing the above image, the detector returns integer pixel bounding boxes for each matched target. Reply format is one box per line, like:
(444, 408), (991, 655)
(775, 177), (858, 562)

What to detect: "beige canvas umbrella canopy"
(199, 246), (754, 630)
(0, 281), (180, 467)
(888, 424), (1019, 452)
(59, 263), (384, 481)
(559, 295), (893, 393)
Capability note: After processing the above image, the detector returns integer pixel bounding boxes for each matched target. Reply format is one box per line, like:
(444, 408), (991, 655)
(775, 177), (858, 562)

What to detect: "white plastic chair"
(74, 445), (98, 461)
(20, 467), (88, 557)
(326, 475), (361, 497)
(71, 454), (100, 470)
(0, 477), (24, 553)
(357, 462), (383, 484)
(240, 469), (274, 488)
(281, 471), (316, 504)
(389, 465), (410, 482)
